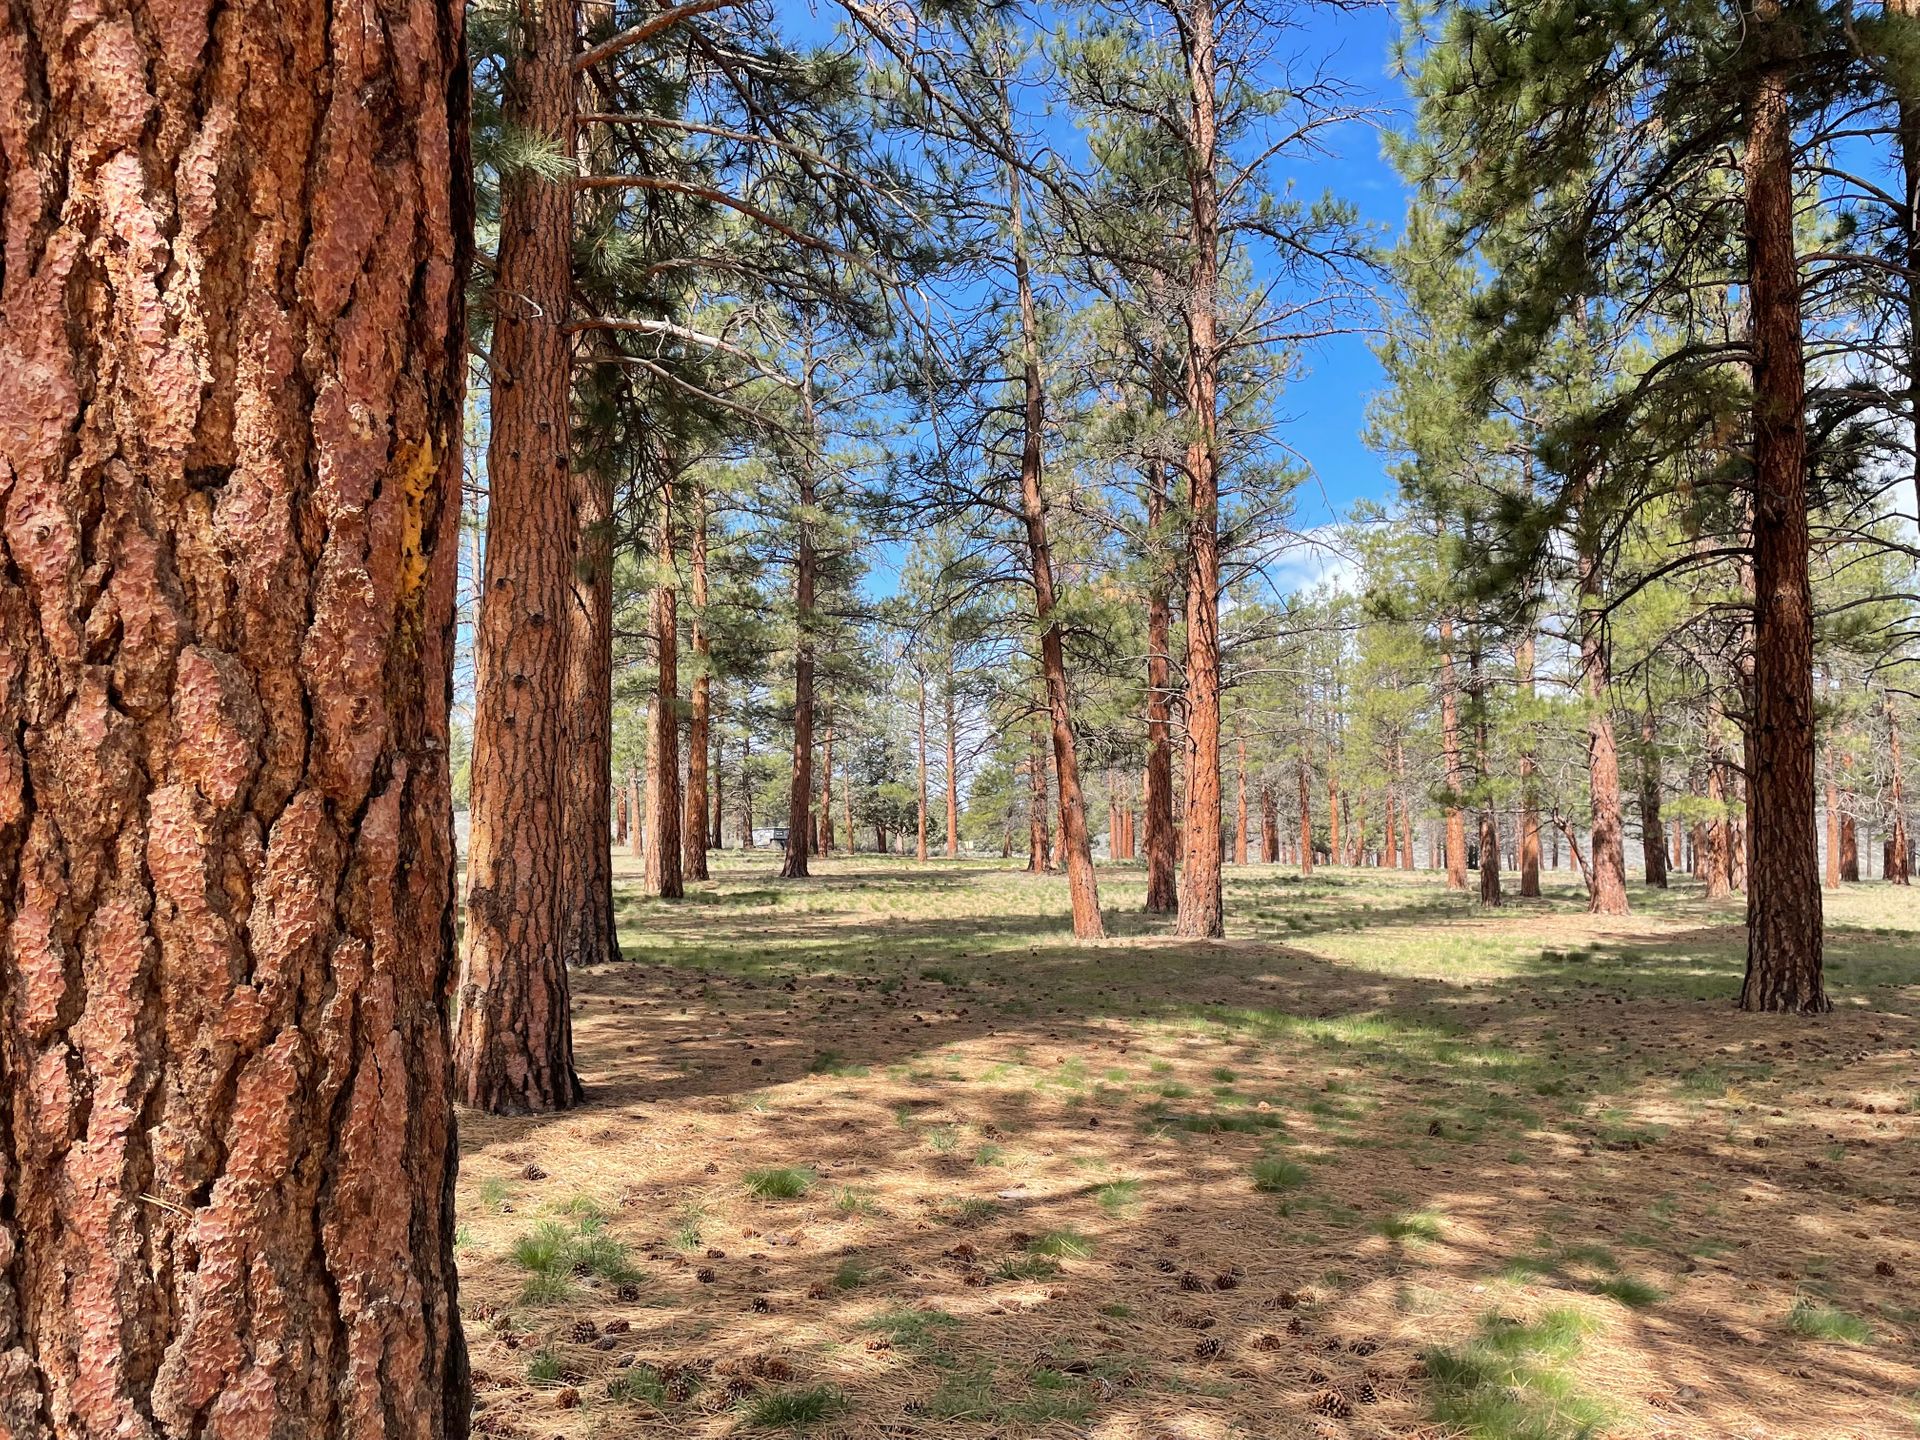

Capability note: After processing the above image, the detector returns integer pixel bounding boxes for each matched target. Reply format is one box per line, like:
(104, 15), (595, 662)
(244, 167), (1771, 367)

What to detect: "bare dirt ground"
(455, 854), (1920, 1440)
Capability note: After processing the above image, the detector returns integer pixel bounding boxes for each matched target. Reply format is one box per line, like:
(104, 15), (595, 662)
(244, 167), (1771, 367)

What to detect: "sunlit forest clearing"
(455, 860), (1920, 1439)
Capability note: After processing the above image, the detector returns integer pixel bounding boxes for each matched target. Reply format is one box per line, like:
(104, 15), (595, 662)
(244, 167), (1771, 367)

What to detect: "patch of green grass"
(833, 1186), (876, 1215)
(939, 1197), (1000, 1227)
(1376, 1210), (1443, 1244)
(808, 1050), (869, 1078)
(743, 1384), (847, 1430)
(744, 1166), (816, 1200)
(1099, 1303), (1135, 1319)
(925, 1124), (961, 1153)
(926, 1364), (1094, 1425)
(1787, 1299), (1874, 1344)
(1427, 1309), (1607, 1440)
(1027, 1229), (1094, 1259)
(864, 1306), (959, 1353)
(1591, 1274), (1663, 1308)
(607, 1365), (668, 1405)
(993, 1253), (1061, 1282)
(509, 1214), (643, 1302)
(831, 1257), (870, 1290)
(1093, 1178), (1142, 1213)
(526, 1346), (564, 1385)
(920, 967), (968, 988)
(670, 1201), (706, 1252)
(1251, 1157), (1311, 1193)
(974, 1143), (1006, 1166)
(475, 1176), (513, 1213)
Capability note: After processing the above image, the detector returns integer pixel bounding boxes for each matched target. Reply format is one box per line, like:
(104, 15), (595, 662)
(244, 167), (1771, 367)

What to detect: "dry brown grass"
(455, 854), (1920, 1439)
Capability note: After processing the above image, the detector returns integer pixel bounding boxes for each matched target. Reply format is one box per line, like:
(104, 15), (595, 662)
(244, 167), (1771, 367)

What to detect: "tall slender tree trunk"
(1174, 0), (1226, 938)
(817, 703), (835, 856)
(1576, 533), (1629, 915)
(916, 675), (931, 862)
(739, 731), (755, 848)
(1328, 768), (1342, 869)
(615, 780), (630, 846)
(1009, 160), (1102, 937)
(645, 478), (683, 900)
(1737, 0), (1825, 1008)
(683, 473), (711, 881)
(1234, 737), (1250, 865)
(1384, 789), (1398, 868)
(1027, 729), (1049, 874)
(459, 0), (583, 1112)
(628, 768), (645, 859)
(1706, 735), (1734, 901)
(1640, 704), (1668, 889)
(1438, 618), (1468, 890)
(1397, 741), (1415, 870)
(711, 717), (725, 851)
(1143, 443), (1179, 913)
(1298, 756), (1315, 876)
(1471, 635), (1502, 906)
(1517, 634), (1542, 896)
(0, 0), (472, 1422)
(1825, 761), (1842, 890)
(945, 656), (962, 857)
(781, 371), (820, 881)
(1261, 784), (1280, 862)
(1888, 693), (1911, 884)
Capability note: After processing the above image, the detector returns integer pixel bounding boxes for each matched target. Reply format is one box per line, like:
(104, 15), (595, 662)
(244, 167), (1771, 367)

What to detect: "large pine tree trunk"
(817, 705), (836, 855)
(1261, 784), (1280, 862)
(1173, 0), (1226, 938)
(1738, 3), (1826, 1011)
(1577, 541), (1630, 915)
(683, 474), (711, 881)
(563, 448), (619, 964)
(1438, 618), (1468, 890)
(1143, 449), (1179, 913)
(458, 0), (584, 1112)
(1010, 169), (1102, 937)
(645, 481), (683, 899)
(0, 0), (472, 1424)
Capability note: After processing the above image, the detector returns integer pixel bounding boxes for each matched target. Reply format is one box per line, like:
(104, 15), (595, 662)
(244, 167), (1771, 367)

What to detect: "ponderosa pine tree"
(0, 0), (470, 1424)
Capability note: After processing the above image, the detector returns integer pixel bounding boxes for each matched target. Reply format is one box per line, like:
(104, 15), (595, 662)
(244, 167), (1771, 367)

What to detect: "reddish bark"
(628, 768), (645, 859)
(781, 378), (819, 881)
(1010, 167), (1102, 937)
(1261, 784), (1280, 863)
(1027, 728), (1048, 874)
(1173, 0), (1226, 939)
(1825, 765), (1842, 890)
(645, 481), (683, 900)
(563, 444), (618, 964)
(459, 0), (584, 1112)
(1143, 449), (1178, 913)
(1738, 1), (1826, 1011)
(0, 0), (471, 1423)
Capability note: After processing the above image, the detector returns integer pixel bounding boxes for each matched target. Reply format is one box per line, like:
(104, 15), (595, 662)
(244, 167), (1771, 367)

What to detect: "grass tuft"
(1787, 1299), (1873, 1344)
(744, 1166), (816, 1200)
(1251, 1157), (1311, 1193)
(744, 1384), (847, 1430)
(1427, 1309), (1607, 1439)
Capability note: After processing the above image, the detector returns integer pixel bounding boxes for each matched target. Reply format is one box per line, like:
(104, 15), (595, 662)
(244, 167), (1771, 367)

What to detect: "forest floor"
(455, 854), (1920, 1440)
